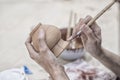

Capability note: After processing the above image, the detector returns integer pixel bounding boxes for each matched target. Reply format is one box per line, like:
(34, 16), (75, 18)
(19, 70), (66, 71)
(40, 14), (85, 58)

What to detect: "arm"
(96, 48), (120, 77)
(25, 29), (69, 80)
(72, 15), (120, 77)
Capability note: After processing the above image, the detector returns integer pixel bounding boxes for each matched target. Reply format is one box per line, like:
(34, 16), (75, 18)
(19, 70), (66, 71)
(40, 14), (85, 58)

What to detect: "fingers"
(38, 29), (49, 53)
(73, 15), (92, 34)
(25, 36), (38, 59)
(71, 15), (92, 39)
(91, 22), (101, 40)
(79, 15), (92, 25)
(81, 24), (96, 41)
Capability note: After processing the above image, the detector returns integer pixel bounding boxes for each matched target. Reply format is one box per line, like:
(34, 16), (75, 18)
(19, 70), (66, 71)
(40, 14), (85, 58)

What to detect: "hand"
(60, 28), (83, 49)
(72, 15), (102, 57)
(25, 29), (69, 80)
(25, 29), (59, 75)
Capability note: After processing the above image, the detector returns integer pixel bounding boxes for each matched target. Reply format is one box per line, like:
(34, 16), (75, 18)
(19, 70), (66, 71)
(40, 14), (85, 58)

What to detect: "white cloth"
(0, 67), (28, 80)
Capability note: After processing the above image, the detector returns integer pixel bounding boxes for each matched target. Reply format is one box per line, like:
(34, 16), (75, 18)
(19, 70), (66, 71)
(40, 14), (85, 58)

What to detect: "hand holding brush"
(67, 0), (120, 41)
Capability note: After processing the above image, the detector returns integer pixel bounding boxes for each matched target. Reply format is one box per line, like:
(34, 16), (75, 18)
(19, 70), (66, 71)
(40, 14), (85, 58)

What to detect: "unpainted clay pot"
(30, 23), (69, 57)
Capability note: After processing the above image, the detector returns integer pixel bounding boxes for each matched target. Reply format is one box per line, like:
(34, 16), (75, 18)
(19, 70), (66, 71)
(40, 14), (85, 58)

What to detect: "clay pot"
(30, 23), (69, 57)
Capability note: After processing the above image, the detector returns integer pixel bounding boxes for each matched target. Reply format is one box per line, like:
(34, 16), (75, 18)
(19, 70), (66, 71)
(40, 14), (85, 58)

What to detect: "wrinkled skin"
(25, 15), (120, 79)
(71, 15), (102, 57)
(25, 29), (69, 80)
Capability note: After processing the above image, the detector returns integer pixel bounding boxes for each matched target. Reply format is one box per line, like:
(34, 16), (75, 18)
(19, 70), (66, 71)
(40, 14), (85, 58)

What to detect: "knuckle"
(87, 29), (92, 35)
(96, 28), (101, 36)
(98, 31), (101, 36)
(97, 27), (101, 32)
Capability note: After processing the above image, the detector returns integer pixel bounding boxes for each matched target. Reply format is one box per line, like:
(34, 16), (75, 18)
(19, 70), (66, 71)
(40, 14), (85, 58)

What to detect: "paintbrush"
(68, 0), (119, 41)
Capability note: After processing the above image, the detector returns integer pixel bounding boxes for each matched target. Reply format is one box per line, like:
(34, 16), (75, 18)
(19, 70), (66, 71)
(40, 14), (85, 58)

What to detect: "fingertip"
(84, 15), (92, 23)
(86, 15), (92, 19)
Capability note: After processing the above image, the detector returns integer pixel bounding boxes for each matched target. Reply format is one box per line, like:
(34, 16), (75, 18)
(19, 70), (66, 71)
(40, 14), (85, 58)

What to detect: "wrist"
(91, 46), (103, 58)
(95, 47), (106, 60)
(49, 65), (67, 80)
(52, 65), (63, 75)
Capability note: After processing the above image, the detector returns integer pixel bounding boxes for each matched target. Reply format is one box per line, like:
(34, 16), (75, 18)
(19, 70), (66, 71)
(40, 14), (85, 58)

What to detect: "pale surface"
(0, 0), (119, 80)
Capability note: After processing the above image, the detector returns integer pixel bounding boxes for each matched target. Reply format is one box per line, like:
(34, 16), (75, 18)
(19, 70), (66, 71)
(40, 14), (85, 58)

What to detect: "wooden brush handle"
(87, 0), (116, 26)
(68, 0), (117, 41)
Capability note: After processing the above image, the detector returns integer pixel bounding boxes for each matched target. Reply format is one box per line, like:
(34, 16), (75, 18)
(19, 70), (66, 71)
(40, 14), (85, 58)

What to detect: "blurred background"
(0, 0), (119, 79)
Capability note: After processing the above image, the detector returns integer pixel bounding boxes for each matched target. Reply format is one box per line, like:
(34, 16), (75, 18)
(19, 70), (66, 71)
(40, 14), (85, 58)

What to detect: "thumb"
(38, 29), (49, 53)
(39, 29), (45, 41)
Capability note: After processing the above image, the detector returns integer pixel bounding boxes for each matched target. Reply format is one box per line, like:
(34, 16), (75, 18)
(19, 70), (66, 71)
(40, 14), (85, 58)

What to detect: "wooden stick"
(69, 0), (117, 40)
(74, 13), (77, 26)
(73, 13), (78, 48)
(87, 0), (116, 26)
(66, 11), (73, 39)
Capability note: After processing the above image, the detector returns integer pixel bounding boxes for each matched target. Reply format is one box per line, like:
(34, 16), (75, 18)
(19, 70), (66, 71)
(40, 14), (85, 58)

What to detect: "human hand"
(25, 29), (59, 75)
(71, 15), (102, 57)
(60, 28), (83, 49)
(25, 29), (69, 80)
